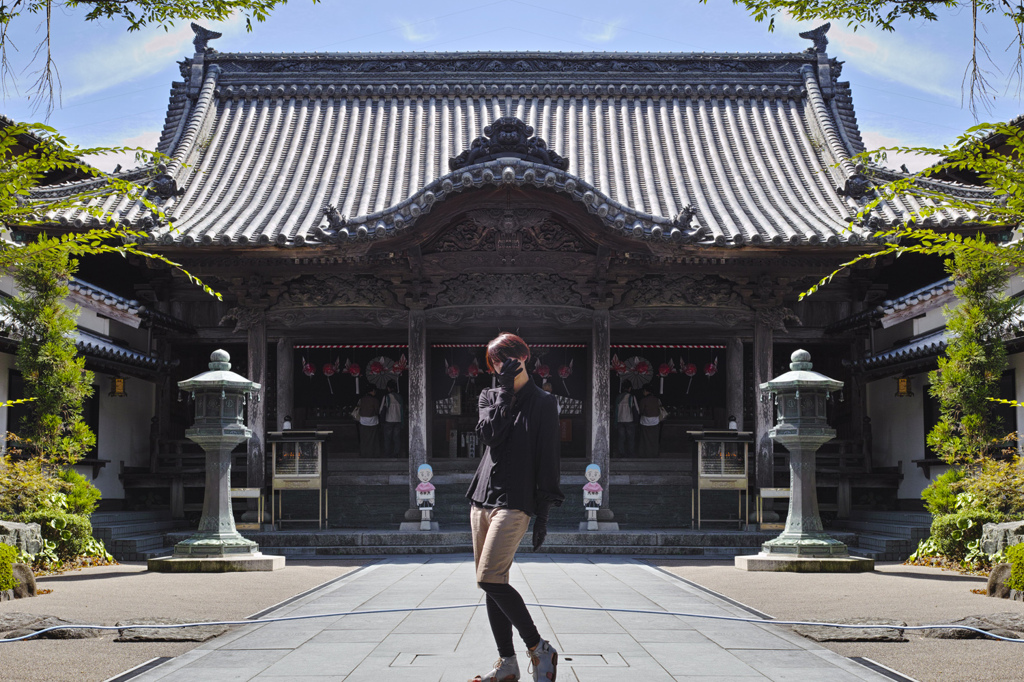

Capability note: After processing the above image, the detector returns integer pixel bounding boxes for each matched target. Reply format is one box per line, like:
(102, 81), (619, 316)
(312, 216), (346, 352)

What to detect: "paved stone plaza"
(127, 556), (898, 682)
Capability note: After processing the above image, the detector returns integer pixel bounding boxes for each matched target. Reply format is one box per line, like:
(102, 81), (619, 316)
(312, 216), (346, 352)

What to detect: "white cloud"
(65, 15), (247, 100)
(397, 19), (438, 43)
(860, 130), (940, 173)
(84, 130), (162, 173)
(583, 20), (623, 43)
(776, 15), (960, 101)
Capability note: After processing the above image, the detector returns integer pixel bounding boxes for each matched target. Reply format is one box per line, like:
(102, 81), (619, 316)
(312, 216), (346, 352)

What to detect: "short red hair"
(485, 333), (530, 374)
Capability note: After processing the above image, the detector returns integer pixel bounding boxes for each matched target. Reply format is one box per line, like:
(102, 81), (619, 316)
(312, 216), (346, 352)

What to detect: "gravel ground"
(0, 559), (366, 682)
(653, 559), (1024, 682)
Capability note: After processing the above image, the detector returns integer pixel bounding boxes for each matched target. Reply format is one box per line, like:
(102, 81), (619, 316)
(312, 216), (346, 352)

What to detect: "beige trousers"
(470, 505), (531, 584)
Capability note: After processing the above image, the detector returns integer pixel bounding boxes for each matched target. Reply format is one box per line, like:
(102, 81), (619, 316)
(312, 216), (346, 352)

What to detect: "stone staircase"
(163, 527), (858, 558)
(91, 510), (191, 561)
(834, 510), (933, 561)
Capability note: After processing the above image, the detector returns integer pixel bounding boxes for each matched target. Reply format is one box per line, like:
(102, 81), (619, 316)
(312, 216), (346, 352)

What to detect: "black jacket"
(466, 381), (565, 516)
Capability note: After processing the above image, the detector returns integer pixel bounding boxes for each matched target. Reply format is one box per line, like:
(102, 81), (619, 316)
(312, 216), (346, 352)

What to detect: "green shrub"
(959, 456), (1024, 517)
(0, 543), (17, 591)
(0, 453), (62, 518)
(58, 468), (101, 516)
(20, 509), (93, 561)
(931, 509), (1003, 561)
(1007, 544), (1024, 591)
(922, 468), (965, 516)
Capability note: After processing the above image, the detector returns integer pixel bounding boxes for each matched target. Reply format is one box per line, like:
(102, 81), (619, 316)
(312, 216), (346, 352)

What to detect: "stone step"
(92, 510), (171, 524)
(850, 533), (912, 558)
(834, 519), (931, 542)
(109, 533), (169, 554)
(252, 545), (767, 557)
(93, 520), (189, 542)
(848, 510), (932, 525)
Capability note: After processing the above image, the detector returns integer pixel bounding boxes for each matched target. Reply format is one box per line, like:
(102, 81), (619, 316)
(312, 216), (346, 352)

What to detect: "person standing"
(358, 386), (380, 458)
(380, 381), (405, 458)
(613, 388), (639, 458)
(638, 384), (662, 458)
(467, 333), (563, 682)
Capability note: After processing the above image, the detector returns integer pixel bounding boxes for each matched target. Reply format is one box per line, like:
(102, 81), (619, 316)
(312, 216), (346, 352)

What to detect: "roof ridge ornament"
(799, 23), (830, 54)
(449, 117), (569, 171)
(191, 22), (222, 53)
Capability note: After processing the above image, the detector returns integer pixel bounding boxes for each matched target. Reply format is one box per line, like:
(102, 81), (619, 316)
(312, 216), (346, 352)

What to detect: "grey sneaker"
(527, 639), (558, 681)
(471, 655), (520, 682)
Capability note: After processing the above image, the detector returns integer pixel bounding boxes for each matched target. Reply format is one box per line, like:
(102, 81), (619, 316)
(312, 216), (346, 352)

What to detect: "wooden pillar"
(246, 314), (267, 491)
(276, 337), (294, 430)
(753, 311), (774, 490)
(726, 336), (744, 431)
(591, 308), (611, 508)
(408, 310), (428, 510)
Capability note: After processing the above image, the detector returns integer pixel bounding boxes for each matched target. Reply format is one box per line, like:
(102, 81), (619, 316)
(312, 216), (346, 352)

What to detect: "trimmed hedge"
(1008, 544), (1024, 592)
(0, 543), (17, 591)
(931, 509), (1003, 562)
(20, 510), (93, 561)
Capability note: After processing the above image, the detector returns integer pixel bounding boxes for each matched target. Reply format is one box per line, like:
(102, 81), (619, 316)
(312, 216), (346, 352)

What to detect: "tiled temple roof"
(37, 39), (991, 249)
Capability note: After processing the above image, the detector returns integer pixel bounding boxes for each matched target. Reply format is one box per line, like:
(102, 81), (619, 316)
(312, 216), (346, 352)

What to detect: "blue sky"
(2, 0), (1022, 172)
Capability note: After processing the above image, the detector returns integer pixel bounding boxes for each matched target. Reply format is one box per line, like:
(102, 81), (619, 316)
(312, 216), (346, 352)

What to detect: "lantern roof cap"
(760, 349), (843, 393)
(178, 349), (261, 393)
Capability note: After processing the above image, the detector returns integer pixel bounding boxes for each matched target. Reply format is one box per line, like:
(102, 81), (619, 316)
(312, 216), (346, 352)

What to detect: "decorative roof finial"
(799, 22), (830, 54)
(191, 22), (222, 53)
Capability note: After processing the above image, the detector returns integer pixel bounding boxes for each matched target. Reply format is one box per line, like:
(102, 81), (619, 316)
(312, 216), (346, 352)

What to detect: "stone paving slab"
(126, 555), (900, 682)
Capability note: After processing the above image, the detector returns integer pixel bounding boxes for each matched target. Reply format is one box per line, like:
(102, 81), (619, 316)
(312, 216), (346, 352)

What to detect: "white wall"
(79, 372), (155, 500)
(866, 370), (941, 500)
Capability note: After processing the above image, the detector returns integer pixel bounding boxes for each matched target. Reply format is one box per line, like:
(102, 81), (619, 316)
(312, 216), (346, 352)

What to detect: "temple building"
(21, 24), (992, 537)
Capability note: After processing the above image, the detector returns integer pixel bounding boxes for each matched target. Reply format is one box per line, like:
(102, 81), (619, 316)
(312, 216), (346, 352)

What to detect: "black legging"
(479, 581), (541, 658)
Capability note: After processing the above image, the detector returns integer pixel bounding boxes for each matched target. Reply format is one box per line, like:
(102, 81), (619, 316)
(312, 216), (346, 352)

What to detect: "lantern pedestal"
(149, 350), (284, 573)
(735, 350), (873, 573)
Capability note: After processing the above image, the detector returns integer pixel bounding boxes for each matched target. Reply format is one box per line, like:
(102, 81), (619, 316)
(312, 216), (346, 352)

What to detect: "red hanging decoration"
(705, 357), (718, 378)
(344, 358), (361, 394)
(534, 359), (550, 380)
(302, 356), (315, 378)
(682, 361), (697, 394)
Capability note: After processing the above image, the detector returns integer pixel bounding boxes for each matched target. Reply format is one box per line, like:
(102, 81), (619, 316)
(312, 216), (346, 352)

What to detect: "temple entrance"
(429, 342), (589, 459)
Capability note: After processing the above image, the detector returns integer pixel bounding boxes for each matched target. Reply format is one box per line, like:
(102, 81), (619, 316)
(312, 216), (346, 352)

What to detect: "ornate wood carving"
(755, 306), (801, 333)
(272, 274), (399, 309)
(615, 274), (743, 308)
(426, 305), (591, 327)
(430, 273), (585, 308)
(428, 209), (588, 256)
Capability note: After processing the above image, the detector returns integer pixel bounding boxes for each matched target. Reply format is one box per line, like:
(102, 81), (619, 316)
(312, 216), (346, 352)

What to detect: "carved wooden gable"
(425, 209), (593, 258)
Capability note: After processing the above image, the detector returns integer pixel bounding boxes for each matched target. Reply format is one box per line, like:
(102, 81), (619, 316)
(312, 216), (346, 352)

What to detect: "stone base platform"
(147, 553), (286, 572)
(165, 529), (857, 556)
(734, 553), (874, 572)
(398, 521), (440, 532)
(578, 521), (620, 531)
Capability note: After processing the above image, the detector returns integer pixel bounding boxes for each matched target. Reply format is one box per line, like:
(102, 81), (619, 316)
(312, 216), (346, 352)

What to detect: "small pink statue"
(583, 464), (603, 531)
(416, 464), (436, 531)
